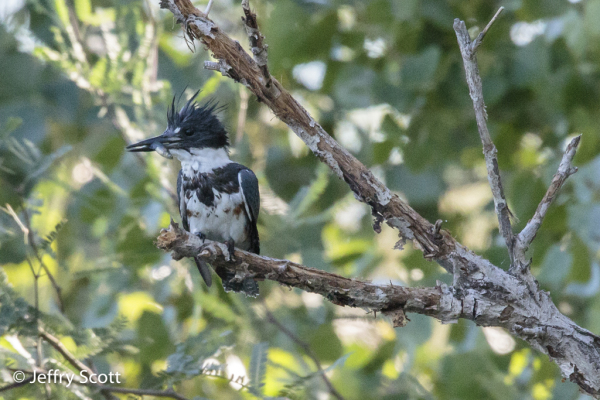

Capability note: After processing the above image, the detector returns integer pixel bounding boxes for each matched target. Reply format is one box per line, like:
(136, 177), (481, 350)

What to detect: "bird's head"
(126, 90), (229, 159)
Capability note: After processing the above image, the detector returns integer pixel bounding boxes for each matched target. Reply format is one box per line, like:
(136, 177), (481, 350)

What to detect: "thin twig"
(25, 257), (44, 380)
(85, 384), (190, 400)
(472, 7), (504, 53)
(21, 207), (64, 311)
(263, 307), (346, 400)
(453, 10), (514, 262)
(0, 376), (36, 392)
(236, 86), (249, 143)
(514, 135), (581, 266)
(39, 330), (119, 400)
(1, 369), (189, 400)
(5, 203), (29, 243)
(205, 0), (214, 15)
(39, 329), (95, 375)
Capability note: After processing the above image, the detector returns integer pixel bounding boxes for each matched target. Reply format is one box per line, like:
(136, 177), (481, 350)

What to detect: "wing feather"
(177, 169), (189, 231)
(238, 169), (260, 222)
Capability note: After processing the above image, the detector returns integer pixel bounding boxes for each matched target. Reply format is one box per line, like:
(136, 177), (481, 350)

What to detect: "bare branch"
(39, 329), (94, 376)
(454, 11), (514, 261)
(472, 7), (505, 53)
(85, 384), (190, 400)
(205, 0), (214, 15)
(0, 376), (36, 393)
(39, 330), (119, 400)
(158, 221), (600, 397)
(20, 207), (64, 312)
(157, 221), (442, 315)
(515, 136), (581, 262)
(264, 307), (345, 400)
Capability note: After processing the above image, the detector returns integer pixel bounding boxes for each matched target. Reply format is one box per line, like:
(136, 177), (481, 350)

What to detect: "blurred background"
(1, 0), (599, 399)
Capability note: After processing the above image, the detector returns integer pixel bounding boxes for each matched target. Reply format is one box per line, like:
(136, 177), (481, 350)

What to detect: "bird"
(126, 90), (260, 297)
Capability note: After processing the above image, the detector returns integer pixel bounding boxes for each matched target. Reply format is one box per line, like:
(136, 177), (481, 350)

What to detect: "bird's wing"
(238, 168), (260, 223)
(177, 169), (189, 231)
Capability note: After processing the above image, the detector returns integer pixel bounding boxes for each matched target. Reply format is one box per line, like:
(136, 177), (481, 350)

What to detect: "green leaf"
(309, 323), (343, 362)
(165, 330), (231, 378)
(53, 0), (70, 27)
(400, 46), (441, 91)
(39, 219), (68, 253)
(323, 352), (350, 373)
(249, 342), (268, 396)
(0, 270), (33, 336)
(74, 0), (92, 22)
(0, 117), (22, 142)
(537, 244), (572, 291)
(137, 311), (175, 364)
(289, 164), (329, 219)
(24, 145), (72, 185)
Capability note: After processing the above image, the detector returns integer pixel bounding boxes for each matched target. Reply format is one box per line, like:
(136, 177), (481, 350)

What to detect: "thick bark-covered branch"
(157, 221), (442, 316)
(156, 1), (600, 396)
(158, 222), (600, 397)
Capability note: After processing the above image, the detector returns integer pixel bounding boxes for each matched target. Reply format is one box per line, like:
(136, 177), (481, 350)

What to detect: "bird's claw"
(225, 239), (236, 262)
(194, 231), (207, 244)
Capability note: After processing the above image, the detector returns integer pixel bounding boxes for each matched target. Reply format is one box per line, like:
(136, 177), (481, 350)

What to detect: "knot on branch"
(156, 219), (189, 261)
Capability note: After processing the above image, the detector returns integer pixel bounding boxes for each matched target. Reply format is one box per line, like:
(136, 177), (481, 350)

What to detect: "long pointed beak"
(126, 133), (181, 159)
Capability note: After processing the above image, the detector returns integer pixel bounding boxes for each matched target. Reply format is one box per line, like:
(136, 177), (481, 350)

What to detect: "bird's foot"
(193, 231), (207, 243)
(224, 239), (236, 262)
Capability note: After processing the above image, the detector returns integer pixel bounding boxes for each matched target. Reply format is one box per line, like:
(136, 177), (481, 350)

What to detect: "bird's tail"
(194, 257), (259, 297)
(215, 267), (259, 298)
(194, 257), (213, 287)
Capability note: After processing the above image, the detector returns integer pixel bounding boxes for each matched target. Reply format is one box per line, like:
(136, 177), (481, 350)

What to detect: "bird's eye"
(183, 129), (194, 136)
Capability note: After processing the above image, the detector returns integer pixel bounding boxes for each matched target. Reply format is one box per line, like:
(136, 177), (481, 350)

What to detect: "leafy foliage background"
(0, 0), (599, 399)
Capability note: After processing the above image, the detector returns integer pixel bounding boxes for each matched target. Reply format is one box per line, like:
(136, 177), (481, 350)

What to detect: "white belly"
(186, 188), (250, 248)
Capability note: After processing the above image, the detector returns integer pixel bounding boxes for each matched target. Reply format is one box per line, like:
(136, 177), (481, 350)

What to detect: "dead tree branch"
(156, 1), (600, 396)
(454, 11), (514, 262)
(515, 136), (581, 265)
(157, 221), (442, 315)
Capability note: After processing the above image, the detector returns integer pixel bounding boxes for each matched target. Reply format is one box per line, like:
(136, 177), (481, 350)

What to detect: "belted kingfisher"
(126, 91), (260, 297)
